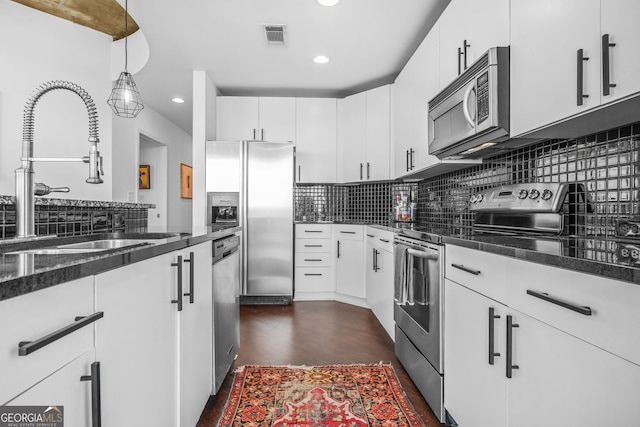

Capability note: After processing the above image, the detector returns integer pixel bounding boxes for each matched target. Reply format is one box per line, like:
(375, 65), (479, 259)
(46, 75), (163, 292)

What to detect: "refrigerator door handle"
(242, 141), (249, 295)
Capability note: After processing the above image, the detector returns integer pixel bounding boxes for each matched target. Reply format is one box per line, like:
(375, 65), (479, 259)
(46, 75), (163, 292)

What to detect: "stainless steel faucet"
(14, 80), (104, 239)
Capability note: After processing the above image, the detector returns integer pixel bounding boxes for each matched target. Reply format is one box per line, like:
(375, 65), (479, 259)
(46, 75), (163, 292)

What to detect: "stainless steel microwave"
(428, 47), (510, 159)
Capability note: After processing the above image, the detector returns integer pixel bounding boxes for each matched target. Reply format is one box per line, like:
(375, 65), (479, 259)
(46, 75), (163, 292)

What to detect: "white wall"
(192, 70), (218, 234)
(112, 106), (193, 233)
(0, 2), (113, 200)
(139, 136), (168, 231)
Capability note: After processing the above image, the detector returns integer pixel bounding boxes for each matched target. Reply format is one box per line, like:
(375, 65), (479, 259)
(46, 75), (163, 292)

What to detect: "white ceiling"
(127, 0), (451, 134)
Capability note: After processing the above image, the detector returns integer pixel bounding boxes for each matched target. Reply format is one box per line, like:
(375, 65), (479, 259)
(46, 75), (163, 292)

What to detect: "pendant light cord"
(124, 0), (129, 72)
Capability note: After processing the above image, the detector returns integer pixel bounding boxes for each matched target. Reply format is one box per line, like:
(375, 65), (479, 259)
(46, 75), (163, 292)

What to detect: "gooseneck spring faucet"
(14, 80), (104, 239)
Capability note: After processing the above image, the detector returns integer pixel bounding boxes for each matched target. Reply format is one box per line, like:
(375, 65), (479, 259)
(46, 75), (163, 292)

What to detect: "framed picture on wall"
(180, 163), (193, 199)
(139, 165), (150, 189)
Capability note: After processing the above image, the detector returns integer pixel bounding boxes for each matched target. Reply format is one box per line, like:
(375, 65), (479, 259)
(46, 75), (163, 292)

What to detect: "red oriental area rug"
(217, 364), (426, 427)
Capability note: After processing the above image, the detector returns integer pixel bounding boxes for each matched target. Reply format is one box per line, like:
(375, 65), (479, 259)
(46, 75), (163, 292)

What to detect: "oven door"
(394, 242), (443, 372)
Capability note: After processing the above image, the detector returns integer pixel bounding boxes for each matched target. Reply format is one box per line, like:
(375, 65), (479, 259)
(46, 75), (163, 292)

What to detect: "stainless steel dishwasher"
(212, 233), (240, 394)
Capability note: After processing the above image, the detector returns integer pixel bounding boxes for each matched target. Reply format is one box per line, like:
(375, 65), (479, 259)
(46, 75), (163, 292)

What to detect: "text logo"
(0, 406), (64, 427)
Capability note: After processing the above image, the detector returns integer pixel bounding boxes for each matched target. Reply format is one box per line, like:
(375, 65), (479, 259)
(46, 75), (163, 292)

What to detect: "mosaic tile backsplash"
(295, 121), (640, 244)
(0, 197), (151, 239)
(417, 122), (640, 238)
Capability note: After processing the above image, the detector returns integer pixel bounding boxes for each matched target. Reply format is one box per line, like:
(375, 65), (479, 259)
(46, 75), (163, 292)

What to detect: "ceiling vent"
(263, 24), (288, 47)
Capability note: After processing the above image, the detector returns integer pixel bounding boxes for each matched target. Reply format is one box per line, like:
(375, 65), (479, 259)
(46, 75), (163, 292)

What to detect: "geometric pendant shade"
(107, 71), (144, 118)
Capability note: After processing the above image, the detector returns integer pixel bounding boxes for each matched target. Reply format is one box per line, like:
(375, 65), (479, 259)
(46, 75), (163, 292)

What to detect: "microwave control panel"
(476, 71), (490, 125)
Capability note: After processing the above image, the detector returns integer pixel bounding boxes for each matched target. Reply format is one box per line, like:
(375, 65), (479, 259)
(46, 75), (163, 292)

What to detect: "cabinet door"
(508, 310), (640, 427)
(95, 253), (177, 427)
(295, 98), (337, 183)
(600, 0), (640, 104)
(370, 248), (395, 340)
(335, 239), (364, 299)
(392, 24), (440, 178)
(258, 97), (296, 142)
(178, 243), (213, 427)
(439, 0), (509, 89)
(216, 97), (259, 141)
(365, 85), (390, 181)
(510, 0), (601, 136)
(444, 280), (509, 427)
(337, 92), (366, 182)
(365, 242), (377, 308)
(6, 351), (95, 427)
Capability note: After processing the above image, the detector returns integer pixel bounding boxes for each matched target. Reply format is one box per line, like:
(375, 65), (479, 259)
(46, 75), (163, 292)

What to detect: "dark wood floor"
(197, 301), (446, 427)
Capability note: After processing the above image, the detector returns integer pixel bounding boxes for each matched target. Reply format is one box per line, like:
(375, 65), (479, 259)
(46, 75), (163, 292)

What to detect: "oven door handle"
(406, 248), (439, 260)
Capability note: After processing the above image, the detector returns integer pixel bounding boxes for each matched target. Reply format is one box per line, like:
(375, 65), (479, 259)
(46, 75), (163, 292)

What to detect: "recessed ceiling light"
(313, 55), (330, 64)
(317, 0), (340, 6)
(171, 97), (185, 104)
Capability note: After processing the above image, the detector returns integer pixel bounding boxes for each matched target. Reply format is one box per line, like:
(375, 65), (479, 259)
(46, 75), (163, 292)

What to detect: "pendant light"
(107, 0), (144, 118)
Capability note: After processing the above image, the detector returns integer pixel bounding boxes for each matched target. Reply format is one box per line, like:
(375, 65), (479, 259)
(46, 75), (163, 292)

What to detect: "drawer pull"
(80, 361), (102, 427)
(366, 234), (375, 238)
(304, 244), (323, 248)
(526, 290), (592, 316)
(304, 230), (323, 233)
(340, 231), (356, 234)
(19, 311), (104, 356)
(304, 273), (323, 276)
(379, 238), (390, 243)
(304, 259), (323, 262)
(451, 263), (481, 275)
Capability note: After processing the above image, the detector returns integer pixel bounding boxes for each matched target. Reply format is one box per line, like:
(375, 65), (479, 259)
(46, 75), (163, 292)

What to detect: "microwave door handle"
(462, 83), (476, 129)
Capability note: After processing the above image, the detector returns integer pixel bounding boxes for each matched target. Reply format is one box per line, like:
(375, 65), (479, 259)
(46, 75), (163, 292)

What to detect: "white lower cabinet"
(444, 246), (640, 427)
(6, 351), (97, 427)
(95, 252), (178, 427)
(295, 224), (334, 300)
(0, 276), (96, 405)
(177, 242), (213, 427)
(96, 243), (213, 427)
(365, 227), (395, 339)
(334, 225), (365, 306)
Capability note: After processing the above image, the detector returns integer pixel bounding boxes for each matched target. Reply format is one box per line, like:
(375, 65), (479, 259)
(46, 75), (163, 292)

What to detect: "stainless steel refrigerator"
(205, 140), (294, 304)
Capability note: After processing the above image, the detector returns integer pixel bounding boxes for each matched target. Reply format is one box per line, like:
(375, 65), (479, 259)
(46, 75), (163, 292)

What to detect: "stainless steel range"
(393, 230), (445, 423)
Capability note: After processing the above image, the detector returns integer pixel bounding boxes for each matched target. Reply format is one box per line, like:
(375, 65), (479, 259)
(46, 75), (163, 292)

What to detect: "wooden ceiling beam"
(12, 0), (140, 40)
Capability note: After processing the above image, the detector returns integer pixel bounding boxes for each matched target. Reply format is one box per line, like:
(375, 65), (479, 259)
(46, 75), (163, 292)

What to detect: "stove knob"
(476, 194), (484, 202)
(517, 189), (528, 199)
(541, 189), (553, 200)
(470, 195), (476, 203)
(529, 189), (540, 200)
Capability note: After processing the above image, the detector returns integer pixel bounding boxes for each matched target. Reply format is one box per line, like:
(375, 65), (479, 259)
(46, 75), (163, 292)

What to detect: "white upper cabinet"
(510, 0), (601, 136)
(258, 97), (296, 142)
(216, 97), (259, 141)
(510, 0), (640, 137)
(295, 98), (337, 183)
(438, 0), (510, 90)
(216, 96), (296, 142)
(337, 91), (367, 182)
(392, 22), (440, 178)
(600, 0), (640, 103)
(337, 86), (391, 183)
(365, 85), (391, 181)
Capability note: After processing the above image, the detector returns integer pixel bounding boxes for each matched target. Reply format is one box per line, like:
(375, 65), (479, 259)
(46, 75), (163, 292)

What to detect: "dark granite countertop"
(0, 226), (242, 302)
(297, 221), (640, 285)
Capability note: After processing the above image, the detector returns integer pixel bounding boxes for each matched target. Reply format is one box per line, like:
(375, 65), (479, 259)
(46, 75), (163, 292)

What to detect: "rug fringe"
(234, 362), (393, 373)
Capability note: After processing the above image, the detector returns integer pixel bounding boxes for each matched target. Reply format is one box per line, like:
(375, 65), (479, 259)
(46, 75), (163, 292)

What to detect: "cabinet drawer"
(507, 259), (640, 366)
(365, 227), (379, 245)
(295, 267), (334, 293)
(0, 277), (96, 404)
(296, 238), (332, 253)
(445, 245), (508, 303)
(376, 230), (394, 253)
(296, 224), (332, 238)
(334, 224), (363, 240)
(295, 252), (332, 267)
